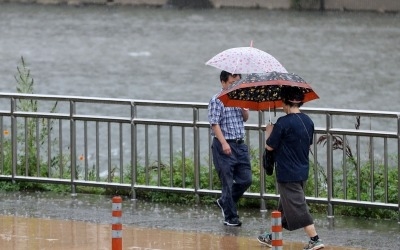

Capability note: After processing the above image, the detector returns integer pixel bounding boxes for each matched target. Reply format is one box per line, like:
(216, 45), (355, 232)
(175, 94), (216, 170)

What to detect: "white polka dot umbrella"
(205, 46), (288, 74)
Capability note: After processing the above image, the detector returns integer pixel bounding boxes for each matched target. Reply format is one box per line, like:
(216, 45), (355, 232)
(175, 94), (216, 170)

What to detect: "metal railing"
(0, 93), (399, 220)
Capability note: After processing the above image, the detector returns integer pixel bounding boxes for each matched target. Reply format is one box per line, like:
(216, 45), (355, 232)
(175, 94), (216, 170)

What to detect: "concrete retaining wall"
(211, 0), (290, 9)
(324, 0), (400, 12)
(1, 0), (399, 12)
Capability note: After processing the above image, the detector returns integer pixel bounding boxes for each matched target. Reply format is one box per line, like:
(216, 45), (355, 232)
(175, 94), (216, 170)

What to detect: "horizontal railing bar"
(73, 115), (131, 123)
(134, 185), (196, 193)
(133, 118), (203, 127)
(329, 199), (399, 210)
(0, 176), (71, 184)
(2, 115), (397, 139)
(2, 93), (399, 118)
(132, 100), (207, 108)
(0, 112), (133, 124)
(0, 92), (134, 104)
(0, 93), (206, 107)
(72, 181), (131, 188)
(7, 112), (70, 119)
(329, 128), (398, 138)
(3, 175), (397, 210)
(302, 107), (400, 118)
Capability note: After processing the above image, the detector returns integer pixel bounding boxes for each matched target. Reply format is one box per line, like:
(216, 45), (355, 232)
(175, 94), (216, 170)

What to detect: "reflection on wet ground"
(0, 216), (363, 250)
(0, 192), (399, 249)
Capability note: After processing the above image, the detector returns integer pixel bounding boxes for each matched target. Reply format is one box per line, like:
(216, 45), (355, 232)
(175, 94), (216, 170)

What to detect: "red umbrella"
(217, 72), (319, 111)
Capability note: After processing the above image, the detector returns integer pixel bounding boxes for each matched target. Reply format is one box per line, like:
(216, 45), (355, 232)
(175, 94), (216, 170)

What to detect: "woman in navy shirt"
(257, 86), (324, 250)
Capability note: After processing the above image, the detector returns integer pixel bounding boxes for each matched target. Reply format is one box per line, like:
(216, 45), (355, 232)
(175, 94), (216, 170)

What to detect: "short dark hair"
(281, 86), (304, 107)
(220, 70), (241, 82)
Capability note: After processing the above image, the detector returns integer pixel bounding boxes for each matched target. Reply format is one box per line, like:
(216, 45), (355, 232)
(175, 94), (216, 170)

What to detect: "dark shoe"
(214, 198), (225, 218)
(224, 217), (242, 227)
(303, 239), (324, 250)
(257, 232), (272, 247)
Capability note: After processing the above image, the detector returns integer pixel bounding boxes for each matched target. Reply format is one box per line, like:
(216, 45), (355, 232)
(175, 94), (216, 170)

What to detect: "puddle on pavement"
(0, 215), (364, 250)
(2, 192), (399, 249)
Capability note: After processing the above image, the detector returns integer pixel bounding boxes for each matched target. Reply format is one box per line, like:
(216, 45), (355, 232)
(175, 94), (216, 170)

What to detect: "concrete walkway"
(0, 192), (399, 249)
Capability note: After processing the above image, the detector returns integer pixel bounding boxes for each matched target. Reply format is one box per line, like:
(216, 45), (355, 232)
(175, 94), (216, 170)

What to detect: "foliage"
(331, 158), (398, 218)
(15, 57), (58, 175)
(316, 132), (398, 219)
(0, 57), (66, 191)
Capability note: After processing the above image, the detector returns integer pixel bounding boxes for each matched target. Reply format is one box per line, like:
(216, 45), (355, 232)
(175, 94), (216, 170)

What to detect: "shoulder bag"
(262, 148), (275, 176)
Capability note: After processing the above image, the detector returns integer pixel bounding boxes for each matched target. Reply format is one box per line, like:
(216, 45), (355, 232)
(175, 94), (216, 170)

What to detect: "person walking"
(257, 86), (324, 249)
(208, 70), (252, 227)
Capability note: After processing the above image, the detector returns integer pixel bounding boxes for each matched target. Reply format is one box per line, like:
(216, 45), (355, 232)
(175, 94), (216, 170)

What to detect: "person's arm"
(265, 123), (274, 151)
(242, 108), (249, 122)
(212, 124), (231, 155)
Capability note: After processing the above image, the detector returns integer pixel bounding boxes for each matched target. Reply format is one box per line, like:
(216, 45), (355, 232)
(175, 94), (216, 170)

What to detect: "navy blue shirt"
(266, 113), (314, 183)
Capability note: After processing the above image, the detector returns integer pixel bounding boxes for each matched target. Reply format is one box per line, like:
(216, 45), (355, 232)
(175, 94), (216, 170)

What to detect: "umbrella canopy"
(205, 46), (288, 74)
(217, 72), (319, 111)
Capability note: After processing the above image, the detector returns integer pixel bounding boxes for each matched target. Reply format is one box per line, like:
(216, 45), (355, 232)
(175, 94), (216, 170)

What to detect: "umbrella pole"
(268, 107), (272, 125)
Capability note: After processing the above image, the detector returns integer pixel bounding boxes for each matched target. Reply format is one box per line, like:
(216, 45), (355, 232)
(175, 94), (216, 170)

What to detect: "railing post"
(10, 98), (17, 181)
(130, 102), (137, 200)
(193, 107), (200, 204)
(326, 112), (334, 218)
(258, 110), (267, 211)
(0, 117), (3, 173)
(70, 100), (77, 196)
(397, 115), (400, 224)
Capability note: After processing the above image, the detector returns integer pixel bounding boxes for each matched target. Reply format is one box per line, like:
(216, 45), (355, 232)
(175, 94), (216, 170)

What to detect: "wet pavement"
(0, 192), (399, 249)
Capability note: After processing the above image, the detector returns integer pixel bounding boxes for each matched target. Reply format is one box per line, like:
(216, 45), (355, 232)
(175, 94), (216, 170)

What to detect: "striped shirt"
(208, 92), (245, 140)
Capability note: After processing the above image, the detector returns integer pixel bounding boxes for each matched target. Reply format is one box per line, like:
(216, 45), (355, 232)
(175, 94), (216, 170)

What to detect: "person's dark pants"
(211, 138), (252, 221)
